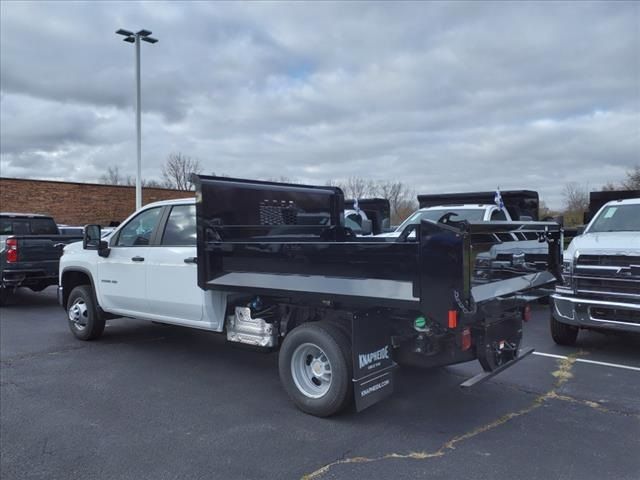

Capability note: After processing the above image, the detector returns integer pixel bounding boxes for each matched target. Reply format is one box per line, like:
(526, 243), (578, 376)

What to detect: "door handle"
(183, 257), (197, 264)
(131, 256), (145, 262)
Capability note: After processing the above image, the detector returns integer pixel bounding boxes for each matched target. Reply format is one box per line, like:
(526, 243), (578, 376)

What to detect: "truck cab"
(551, 197), (640, 345)
(59, 198), (227, 330)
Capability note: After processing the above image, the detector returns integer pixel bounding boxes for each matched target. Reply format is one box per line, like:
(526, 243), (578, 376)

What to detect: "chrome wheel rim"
(291, 342), (332, 399)
(68, 299), (89, 331)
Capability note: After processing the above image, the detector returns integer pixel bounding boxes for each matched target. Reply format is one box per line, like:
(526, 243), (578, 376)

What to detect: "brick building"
(0, 177), (191, 226)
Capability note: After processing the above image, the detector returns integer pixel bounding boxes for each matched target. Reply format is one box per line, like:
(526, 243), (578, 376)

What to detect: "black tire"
(550, 311), (578, 346)
(279, 322), (353, 417)
(0, 287), (10, 307)
(66, 285), (105, 341)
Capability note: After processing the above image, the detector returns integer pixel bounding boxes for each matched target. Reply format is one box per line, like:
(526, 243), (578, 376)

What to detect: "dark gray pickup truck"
(0, 213), (83, 305)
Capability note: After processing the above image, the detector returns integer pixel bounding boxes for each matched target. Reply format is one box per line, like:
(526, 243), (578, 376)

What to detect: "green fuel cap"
(414, 316), (426, 330)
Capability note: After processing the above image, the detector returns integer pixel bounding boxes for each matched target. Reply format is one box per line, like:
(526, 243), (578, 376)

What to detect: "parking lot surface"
(1, 287), (639, 480)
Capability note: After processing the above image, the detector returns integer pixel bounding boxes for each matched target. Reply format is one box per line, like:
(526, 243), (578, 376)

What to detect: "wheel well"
(61, 270), (92, 307)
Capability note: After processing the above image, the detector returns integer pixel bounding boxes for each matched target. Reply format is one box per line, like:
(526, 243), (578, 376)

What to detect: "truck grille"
(590, 307), (640, 325)
(574, 254), (640, 301)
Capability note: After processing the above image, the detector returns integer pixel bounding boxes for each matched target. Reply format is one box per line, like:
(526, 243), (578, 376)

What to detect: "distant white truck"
(551, 197), (640, 345)
(377, 191), (551, 296)
(377, 190), (539, 239)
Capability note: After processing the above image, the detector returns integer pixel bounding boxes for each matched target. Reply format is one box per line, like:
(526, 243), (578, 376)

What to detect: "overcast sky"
(1, 1), (638, 208)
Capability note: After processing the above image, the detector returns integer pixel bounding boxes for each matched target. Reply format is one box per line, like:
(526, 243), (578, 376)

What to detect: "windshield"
(395, 208), (486, 232)
(587, 204), (640, 233)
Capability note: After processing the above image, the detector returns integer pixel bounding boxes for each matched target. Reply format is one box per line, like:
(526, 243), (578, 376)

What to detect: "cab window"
(491, 209), (507, 221)
(115, 207), (162, 247)
(161, 205), (197, 246)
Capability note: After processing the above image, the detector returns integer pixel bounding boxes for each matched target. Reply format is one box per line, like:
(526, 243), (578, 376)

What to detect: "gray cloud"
(1, 0), (638, 208)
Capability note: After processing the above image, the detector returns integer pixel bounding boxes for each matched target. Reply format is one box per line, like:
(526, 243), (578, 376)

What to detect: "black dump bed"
(584, 190), (640, 223)
(417, 190), (539, 221)
(195, 176), (561, 328)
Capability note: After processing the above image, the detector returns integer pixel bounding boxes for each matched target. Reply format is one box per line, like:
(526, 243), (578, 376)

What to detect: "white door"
(145, 204), (205, 325)
(97, 206), (163, 316)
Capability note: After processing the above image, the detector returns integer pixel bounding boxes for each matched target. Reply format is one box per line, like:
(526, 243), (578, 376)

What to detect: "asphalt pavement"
(1, 287), (639, 480)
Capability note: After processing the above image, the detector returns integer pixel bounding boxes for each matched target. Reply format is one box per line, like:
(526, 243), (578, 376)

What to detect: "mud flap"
(351, 312), (397, 412)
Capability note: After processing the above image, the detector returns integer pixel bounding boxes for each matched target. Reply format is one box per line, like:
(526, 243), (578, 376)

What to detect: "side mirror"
(83, 224), (101, 250)
(360, 219), (373, 236)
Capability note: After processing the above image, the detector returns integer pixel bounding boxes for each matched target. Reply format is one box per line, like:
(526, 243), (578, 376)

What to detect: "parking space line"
(533, 352), (640, 372)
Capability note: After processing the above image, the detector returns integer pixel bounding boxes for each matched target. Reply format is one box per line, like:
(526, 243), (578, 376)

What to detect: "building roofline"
(0, 176), (186, 193)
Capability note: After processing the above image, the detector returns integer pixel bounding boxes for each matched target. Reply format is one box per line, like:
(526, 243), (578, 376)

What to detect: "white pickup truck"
(376, 203), (513, 239)
(551, 197), (640, 345)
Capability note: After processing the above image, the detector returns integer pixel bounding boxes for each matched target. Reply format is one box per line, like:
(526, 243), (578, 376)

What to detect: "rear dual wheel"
(279, 322), (353, 417)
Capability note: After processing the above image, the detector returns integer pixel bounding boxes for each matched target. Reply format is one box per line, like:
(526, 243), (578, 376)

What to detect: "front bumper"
(551, 294), (640, 332)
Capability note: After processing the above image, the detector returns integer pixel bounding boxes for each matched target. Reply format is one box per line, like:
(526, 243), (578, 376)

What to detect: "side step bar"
(460, 348), (535, 388)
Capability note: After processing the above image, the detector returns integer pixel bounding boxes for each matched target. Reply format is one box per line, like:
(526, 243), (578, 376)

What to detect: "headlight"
(560, 261), (573, 287)
(476, 258), (491, 268)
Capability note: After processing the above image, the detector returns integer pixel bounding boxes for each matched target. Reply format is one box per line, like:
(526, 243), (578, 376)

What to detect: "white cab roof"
(143, 197), (195, 209)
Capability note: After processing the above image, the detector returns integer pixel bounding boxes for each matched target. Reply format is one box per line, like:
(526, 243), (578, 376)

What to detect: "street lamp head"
(142, 36), (158, 44)
(137, 29), (152, 37)
(116, 28), (134, 37)
(123, 36), (136, 43)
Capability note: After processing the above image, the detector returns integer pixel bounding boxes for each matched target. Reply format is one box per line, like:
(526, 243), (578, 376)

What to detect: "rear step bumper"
(2, 269), (58, 287)
(460, 348), (534, 388)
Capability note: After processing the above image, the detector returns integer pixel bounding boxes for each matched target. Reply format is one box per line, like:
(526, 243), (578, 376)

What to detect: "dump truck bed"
(195, 176), (561, 330)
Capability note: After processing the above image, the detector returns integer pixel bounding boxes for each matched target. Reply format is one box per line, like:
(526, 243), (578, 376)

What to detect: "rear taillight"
(461, 327), (472, 351)
(448, 310), (458, 329)
(6, 237), (18, 263)
(523, 304), (532, 322)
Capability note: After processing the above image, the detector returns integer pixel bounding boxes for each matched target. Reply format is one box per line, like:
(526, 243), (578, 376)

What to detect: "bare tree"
(562, 182), (589, 226)
(100, 166), (122, 185)
(346, 176), (377, 199)
(162, 153), (203, 191)
(601, 181), (619, 191)
(122, 176), (164, 188)
(623, 165), (640, 190)
(563, 182), (589, 212)
(374, 180), (415, 223)
(326, 177), (417, 225)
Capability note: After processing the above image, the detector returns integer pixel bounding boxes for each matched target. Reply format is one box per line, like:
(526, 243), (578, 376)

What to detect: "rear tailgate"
(15, 235), (81, 263)
(2, 235), (82, 285)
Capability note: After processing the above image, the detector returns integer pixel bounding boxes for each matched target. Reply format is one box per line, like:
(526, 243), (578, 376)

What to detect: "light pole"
(116, 28), (158, 210)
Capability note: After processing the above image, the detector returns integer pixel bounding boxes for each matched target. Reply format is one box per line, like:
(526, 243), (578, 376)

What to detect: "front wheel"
(67, 285), (105, 341)
(550, 311), (578, 346)
(278, 322), (353, 417)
